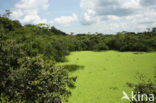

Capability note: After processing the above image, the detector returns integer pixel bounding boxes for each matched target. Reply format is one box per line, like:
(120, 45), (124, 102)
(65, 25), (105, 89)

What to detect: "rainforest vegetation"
(1, 12), (156, 103)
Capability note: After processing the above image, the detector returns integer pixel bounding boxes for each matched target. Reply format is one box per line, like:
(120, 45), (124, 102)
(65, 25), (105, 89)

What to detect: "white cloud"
(105, 15), (120, 20)
(79, 0), (156, 33)
(11, 0), (49, 24)
(51, 13), (78, 25)
(122, 0), (141, 9)
(9, 0), (156, 33)
(80, 9), (96, 25)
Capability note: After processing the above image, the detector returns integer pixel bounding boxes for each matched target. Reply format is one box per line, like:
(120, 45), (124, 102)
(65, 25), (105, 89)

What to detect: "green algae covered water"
(59, 51), (156, 103)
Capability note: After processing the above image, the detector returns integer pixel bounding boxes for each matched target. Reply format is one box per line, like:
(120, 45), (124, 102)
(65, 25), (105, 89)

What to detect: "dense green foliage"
(0, 17), (75, 103)
(0, 16), (156, 103)
(74, 32), (156, 51)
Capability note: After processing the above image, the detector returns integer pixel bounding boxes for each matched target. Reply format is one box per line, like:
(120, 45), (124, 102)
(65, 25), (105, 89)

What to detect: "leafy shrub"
(0, 32), (75, 103)
(127, 73), (156, 103)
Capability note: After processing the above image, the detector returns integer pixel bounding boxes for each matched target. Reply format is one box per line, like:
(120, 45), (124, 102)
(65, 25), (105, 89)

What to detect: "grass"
(58, 51), (156, 103)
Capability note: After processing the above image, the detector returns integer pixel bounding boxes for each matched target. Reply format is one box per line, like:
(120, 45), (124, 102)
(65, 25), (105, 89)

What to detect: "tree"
(2, 10), (12, 18)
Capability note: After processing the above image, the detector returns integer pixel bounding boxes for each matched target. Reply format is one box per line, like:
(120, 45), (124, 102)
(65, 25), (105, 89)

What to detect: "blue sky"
(0, 0), (156, 34)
